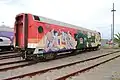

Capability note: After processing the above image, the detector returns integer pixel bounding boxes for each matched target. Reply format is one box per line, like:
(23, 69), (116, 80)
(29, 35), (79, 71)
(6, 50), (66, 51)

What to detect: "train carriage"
(0, 26), (14, 51)
(14, 13), (101, 60)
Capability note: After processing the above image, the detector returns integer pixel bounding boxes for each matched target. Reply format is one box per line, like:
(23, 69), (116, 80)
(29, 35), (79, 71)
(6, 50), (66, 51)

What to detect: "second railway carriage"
(0, 25), (14, 51)
(14, 13), (101, 60)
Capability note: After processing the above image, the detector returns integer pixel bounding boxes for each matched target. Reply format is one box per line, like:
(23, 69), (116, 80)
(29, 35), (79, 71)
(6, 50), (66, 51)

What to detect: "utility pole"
(111, 3), (116, 46)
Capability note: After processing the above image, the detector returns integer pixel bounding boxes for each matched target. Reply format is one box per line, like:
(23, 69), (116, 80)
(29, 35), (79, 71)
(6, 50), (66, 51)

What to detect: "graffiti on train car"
(36, 29), (98, 53)
(44, 29), (77, 52)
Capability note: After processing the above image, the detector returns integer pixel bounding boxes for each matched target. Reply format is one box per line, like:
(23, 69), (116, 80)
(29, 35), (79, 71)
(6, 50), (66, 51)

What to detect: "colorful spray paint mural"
(74, 30), (88, 49)
(44, 29), (77, 52)
(37, 29), (98, 53)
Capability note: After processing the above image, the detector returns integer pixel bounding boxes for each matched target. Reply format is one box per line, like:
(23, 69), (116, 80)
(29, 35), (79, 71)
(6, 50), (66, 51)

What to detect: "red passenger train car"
(14, 13), (101, 60)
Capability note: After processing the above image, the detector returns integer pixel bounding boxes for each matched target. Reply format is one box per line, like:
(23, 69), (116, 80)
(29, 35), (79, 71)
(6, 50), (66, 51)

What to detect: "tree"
(114, 32), (120, 47)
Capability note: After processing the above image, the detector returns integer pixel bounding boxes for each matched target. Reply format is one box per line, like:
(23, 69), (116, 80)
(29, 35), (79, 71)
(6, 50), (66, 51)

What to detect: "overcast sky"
(0, 0), (120, 39)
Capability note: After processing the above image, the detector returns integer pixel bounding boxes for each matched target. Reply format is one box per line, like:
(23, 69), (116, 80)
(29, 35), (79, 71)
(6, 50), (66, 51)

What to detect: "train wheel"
(21, 52), (25, 59)
(44, 53), (56, 60)
(10, 47), (14, 51)
(32, 56), (41, 62)
(14, 48), (19, 52)
(21, 51), (28, 60)
(97, 46), (101, 50)
(24, 51), (32, 61)
(22, 54), (31, 61)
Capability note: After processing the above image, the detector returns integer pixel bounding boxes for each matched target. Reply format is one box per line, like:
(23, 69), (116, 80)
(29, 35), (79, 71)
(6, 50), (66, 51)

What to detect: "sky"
(0, 0), (120, 39)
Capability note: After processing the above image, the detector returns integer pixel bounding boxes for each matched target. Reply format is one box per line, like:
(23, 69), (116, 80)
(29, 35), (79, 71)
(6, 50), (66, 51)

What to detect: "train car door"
(15, 14), (28, 49)
(15, 15), (24, 48)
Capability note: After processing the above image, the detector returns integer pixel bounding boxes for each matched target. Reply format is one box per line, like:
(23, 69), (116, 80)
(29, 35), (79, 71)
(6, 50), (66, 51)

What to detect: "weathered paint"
(14, 13), (101, 55)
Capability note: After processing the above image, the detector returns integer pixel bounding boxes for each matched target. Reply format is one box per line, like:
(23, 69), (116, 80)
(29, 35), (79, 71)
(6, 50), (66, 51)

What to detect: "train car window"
(33, 15), (40, 21)
(0, 38), (3, 42)
(38, 26), (43, 33)
(98, 32), (101, 41)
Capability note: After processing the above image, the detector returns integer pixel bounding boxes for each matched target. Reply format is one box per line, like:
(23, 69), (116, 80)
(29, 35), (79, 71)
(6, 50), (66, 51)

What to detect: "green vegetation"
(114, 32), (120, 47)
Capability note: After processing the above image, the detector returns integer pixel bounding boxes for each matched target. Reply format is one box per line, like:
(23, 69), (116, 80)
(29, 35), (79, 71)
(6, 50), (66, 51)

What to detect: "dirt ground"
(68, 55), (120, 80)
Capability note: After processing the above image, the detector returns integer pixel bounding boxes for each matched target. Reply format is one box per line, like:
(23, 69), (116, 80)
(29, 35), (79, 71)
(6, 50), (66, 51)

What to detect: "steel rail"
(3, 50), (120, 80)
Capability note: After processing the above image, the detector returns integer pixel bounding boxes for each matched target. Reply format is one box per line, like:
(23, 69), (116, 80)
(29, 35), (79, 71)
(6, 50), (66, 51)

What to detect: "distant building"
(101, 39), (109, 46)
(0, 25), (13, 32)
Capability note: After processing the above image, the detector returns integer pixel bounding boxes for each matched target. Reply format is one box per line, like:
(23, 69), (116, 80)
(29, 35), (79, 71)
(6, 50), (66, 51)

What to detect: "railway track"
(0, 51), (16, 55)
(0, 50), (99, 73)
(0, 51), (81, 72)
(2, 50), (120, 80)
(0, 60), (27, 66)
(0, 53), (21, 60)
(0, 60), (36, 72)
(55, 52), (120, 80)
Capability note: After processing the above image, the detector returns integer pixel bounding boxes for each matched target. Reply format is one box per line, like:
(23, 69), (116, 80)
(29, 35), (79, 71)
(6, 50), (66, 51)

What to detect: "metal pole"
(111, 3), (116, 46)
